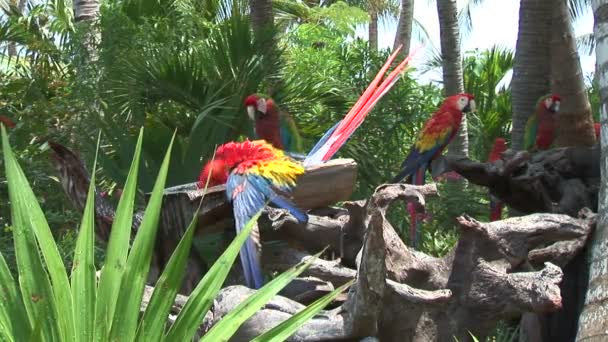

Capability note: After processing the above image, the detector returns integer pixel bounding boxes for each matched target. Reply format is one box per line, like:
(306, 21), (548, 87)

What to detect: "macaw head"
(444, 93), (476, 113)
(244, 94), (267, 121)
(540, 94), (561, 113)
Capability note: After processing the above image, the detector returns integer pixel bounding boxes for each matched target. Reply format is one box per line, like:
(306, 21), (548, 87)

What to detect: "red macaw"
(595, 122), (600, 141)
(0, 115), (16, 128)
(244, 95), (304, 155)
(392, 94), (476, 248)
(198, 46), (419, 288)
(488, 137), (507, 221)
(524, 94), (560, 151)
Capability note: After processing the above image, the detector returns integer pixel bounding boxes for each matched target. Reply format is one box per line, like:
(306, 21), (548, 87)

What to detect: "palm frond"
(576, 32), (595, 56)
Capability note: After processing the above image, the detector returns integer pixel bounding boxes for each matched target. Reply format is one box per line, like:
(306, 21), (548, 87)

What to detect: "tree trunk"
(393, 0), (414, 55)
(436, 0), (467, 157)
(369, 11), (378, 53)
(551, 0), (595, 147)
(510, 0), (551, 151)
(576, 1), (608, 340)
(249, 0), (280, 94)
(72, 0), (100, 22)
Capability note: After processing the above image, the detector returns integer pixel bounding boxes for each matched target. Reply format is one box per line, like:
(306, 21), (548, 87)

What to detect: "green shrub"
(0, 126), (350, 341)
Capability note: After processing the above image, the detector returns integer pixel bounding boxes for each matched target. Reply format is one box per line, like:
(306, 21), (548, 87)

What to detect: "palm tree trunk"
(576, 1), (608, 340)
(510, 0), (551, 151)
(550, 0), (595, 147)
(72, 0), (100, 62)
(249, 0), (280, 94)
(73, 0), (100, 22)
(436, 0), (467, 156)
(7, 0), (26, 56)
(250, 0), (274, 40)
(369, 11), (378, 52)
(393, 0), (414, 55)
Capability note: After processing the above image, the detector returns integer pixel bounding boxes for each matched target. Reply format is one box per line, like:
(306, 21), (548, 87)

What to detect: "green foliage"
(0, 127), (349, 341)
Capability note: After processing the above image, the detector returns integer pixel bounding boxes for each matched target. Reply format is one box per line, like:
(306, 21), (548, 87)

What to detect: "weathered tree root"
(435, 145), (600, 216)
(145, 184), (593, 341)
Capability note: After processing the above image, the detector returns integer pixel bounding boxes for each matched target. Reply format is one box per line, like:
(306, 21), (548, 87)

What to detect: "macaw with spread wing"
(244, 94), (304, 156)
(524, 94), (560, 151)
(391, 93), (476, 248)
(488, 137), (507, 221)
(198, 46), (420, 288)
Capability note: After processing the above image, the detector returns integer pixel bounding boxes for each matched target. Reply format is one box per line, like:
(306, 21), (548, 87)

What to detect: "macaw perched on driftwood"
(198, 45), (420, 288)
(524, 94), (561, 151)
(487, 137), (507, 221)
(244, 94), (304, 156)
(392, 94), (476, 249)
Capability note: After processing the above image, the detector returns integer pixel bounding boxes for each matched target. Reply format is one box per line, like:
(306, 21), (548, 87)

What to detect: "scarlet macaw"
(392, 94), (476, 248)
(523, 94), (560, 151)
(487, 137), (507, 221)
(244, 95), (304, 155)
(595, 122), (600, 141)
(199, 46), (419, 288)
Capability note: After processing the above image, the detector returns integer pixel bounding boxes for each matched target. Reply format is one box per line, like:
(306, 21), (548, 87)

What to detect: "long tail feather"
(239, 235), (264, 289)
(304, 45), (422, 167)
(489, 195), (503, 221)
(408, 167), (426, 249)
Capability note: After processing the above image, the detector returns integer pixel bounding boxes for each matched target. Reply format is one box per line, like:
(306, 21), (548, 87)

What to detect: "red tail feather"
(320, 45), (422, 162)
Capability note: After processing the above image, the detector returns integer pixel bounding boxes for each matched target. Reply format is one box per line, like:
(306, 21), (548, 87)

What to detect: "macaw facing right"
(524, 94), (561, 151)
(392, 93), (476, 248)
(487, 137), (507, 221)
(244, 95), (304, 155)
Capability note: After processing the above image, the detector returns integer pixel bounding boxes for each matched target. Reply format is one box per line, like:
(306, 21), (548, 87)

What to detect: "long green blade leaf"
(165, 211), (263, 341)
(71, 134), (100, 341)
(95, 128), (143, 337)
(109, 132), (175, 341)
(0, 251), (30, 341)
(2, 125), (61, 341)
(200, 251), (323, 342)
(136, 210), (199, 341)
(251, 280), (354, 342)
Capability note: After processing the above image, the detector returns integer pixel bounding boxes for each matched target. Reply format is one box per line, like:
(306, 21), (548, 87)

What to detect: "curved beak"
(550, 101), (560, 113)
(464, 99), (476, 113)
(246, 106), (257, 121)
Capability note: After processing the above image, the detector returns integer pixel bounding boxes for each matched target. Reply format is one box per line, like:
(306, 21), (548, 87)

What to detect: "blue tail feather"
(239, 238), (264, 289)
(305, 120), (342, 162)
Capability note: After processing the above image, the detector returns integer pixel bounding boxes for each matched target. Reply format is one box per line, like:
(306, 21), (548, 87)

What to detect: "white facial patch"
(257, 98), (267, 114)
(246, 106), (256, 121)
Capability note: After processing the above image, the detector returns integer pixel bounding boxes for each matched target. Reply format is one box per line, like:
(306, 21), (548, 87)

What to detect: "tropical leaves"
(0, 126), (351, 341)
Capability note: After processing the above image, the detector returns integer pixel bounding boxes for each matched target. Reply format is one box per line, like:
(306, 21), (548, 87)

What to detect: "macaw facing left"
(199, 45), (420, 288)
(488, 137), (507, 221)
(524, 94), (561, 151)
(392, 93), (476, 248)
(244, 95), (304, 154)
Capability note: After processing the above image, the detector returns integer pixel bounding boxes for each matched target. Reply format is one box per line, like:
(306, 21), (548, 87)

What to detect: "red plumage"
(198, 140), (278, 187)
(488, 138), (507, 162)
(595, 122), (600, 140)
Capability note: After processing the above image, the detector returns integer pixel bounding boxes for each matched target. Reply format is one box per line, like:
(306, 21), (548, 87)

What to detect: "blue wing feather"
(392, 145), (443, 183)
(226, 172), (308, 289)
(227, 174), (265, 289)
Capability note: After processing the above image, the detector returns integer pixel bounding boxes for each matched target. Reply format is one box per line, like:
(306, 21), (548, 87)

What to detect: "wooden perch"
(434, 145), (600, 216)
(52, 142), (595, 341)
(140, 184), (592, 341)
